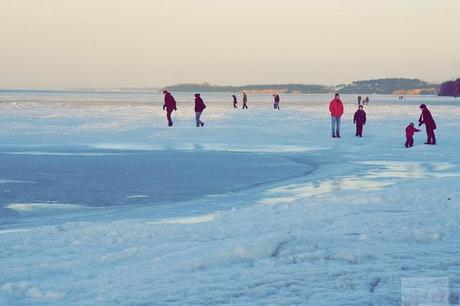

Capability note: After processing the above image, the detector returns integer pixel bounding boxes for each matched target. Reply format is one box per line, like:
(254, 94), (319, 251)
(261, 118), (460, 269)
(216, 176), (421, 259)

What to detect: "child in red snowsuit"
(405, 122), (420, 148)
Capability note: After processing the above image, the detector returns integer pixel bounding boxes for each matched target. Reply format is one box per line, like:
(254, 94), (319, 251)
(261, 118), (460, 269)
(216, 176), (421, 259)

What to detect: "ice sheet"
(0, 92), (459, 305)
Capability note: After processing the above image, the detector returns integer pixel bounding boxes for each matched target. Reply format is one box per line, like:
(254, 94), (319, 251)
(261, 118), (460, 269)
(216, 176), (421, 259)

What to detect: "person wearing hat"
(194, 93), (206, 127)
(163, 90), (177, 127)
(405, 122), (420, 148)
(418, 104), (436, 145)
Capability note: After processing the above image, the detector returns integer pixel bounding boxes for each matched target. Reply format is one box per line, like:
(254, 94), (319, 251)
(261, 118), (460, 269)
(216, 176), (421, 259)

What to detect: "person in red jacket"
(418, 104), (436, 145)
(405, 122), (420, 148)
(194, 93), (206, 127)
(163, 91), (177, 127)
(329, 93), (344, 138)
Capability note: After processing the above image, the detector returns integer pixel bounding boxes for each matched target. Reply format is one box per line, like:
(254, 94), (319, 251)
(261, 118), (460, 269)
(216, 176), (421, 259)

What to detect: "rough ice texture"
(0, 92), (459, 305)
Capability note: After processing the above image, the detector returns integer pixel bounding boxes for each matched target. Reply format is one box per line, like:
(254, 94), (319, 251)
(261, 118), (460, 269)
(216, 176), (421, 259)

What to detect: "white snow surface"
(0, 92), (459, 305)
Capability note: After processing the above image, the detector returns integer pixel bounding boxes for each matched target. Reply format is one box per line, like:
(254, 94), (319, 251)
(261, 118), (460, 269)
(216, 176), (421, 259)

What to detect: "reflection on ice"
(359, 161), (460, 179)
(1, 151), (122, 156)
(6, 202), (86, 213)
(259, 196), (297, 205)
(147, 213), (216, 225)
(126, 195), (150, 199)
(0, 228), (31, 235)
(0, 179), (33, 184)
(93, 143), (320, 153)
(261, 177), (392, 205)
(260, 161), (459, 205)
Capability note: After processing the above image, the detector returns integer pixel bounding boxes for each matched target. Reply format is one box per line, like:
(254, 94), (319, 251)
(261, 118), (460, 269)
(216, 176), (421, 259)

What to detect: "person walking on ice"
(162, 90), (177, 127)
(194, 93), (206, 127)
(329, 93), (344, 138)
(232, 95), (238, 109)
(405, 122), (420, 148)
(242, 92), (248, 109)
(273, 94), (280, 110)
(353, 105), (366, 137)
(418, 104), (437, 145)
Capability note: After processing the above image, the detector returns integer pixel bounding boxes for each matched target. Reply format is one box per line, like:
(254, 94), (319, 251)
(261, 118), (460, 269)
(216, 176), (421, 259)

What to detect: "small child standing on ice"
(353, 105), (366, 137)
(405, 122), (420, 148)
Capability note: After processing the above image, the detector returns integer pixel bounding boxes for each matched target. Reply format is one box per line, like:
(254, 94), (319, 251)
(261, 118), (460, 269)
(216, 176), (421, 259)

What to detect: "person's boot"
(332, 134), (336, 138)
(201, 122), (204, 127)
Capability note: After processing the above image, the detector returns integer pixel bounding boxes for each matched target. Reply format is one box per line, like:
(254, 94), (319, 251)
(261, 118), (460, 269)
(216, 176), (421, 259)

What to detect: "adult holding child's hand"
(418, 104), (437, 145)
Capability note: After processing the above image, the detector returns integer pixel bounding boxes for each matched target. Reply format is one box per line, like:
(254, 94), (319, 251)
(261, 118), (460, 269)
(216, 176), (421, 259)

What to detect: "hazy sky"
(1, 0), (459, 89)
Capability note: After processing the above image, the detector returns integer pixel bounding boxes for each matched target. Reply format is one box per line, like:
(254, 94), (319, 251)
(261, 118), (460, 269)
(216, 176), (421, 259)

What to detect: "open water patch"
(0, 149), (312, 223)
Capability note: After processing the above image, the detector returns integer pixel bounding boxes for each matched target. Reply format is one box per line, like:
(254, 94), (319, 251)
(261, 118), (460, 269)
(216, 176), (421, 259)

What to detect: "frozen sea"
(0, 90), (459, 305)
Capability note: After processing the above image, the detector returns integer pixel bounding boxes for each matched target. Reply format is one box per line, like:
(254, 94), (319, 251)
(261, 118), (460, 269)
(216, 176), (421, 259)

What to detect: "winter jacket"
(419, 108), (436, 130)
(274, 95), (280, 103)
(163, 93), (177, 110)
(194, 97), (206, 112)
(329, 99), (344, 117)
(406, 125), (420, 137)
(353, 109), (366, 125)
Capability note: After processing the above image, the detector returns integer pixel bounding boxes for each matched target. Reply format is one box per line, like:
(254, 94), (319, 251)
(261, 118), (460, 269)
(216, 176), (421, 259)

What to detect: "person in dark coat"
(194, 93), (206, 127)
(273, 94), (280, 110)
(242, 92), (248, 109)
(353, 105), (366, 137)
(357, 96), (362, 106)
(418, 104), (436, 145)
(405, 122), (420, 148)
(232, 95), (238, 109)
(163, 91), (177, 127)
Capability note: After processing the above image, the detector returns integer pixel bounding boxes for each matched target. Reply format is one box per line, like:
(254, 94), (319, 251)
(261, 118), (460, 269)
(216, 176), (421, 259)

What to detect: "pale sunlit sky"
(1, 0), (459, 89)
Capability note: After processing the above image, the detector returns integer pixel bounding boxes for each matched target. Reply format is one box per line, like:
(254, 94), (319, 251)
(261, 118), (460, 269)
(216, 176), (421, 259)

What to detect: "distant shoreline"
(0, 77), (440, 95)
(163, 78), (439, 95)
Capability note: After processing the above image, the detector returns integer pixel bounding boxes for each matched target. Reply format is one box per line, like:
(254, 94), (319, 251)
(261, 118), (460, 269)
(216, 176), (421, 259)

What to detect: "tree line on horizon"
(438, 78), (460, 97)
(163, 78), (439, 95)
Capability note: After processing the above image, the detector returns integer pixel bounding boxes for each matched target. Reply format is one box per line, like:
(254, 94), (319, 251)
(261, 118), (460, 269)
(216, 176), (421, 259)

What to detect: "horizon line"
(0, 76), (450, 92)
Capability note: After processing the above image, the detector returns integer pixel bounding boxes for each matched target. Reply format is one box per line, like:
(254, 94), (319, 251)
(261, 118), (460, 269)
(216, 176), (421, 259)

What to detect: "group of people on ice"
(405, 104), (437, 147)
(231, 92), (280, 109)
(232, 92), (249, 109)
(163, 90), (437, 148)
(162, 90), (207, 127)
(329, 93), (366, 138)
(357, 95), (370, 105)
(329, 93), (437, 146)
(163, 91), (281, 127)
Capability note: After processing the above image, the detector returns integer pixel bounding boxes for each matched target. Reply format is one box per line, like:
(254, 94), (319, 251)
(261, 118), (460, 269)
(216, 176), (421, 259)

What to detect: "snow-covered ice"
(0, 91), (459, 305)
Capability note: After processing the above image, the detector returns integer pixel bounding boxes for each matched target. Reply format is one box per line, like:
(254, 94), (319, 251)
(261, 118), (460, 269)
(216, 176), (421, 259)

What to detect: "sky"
(1, 0), (459, 89)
